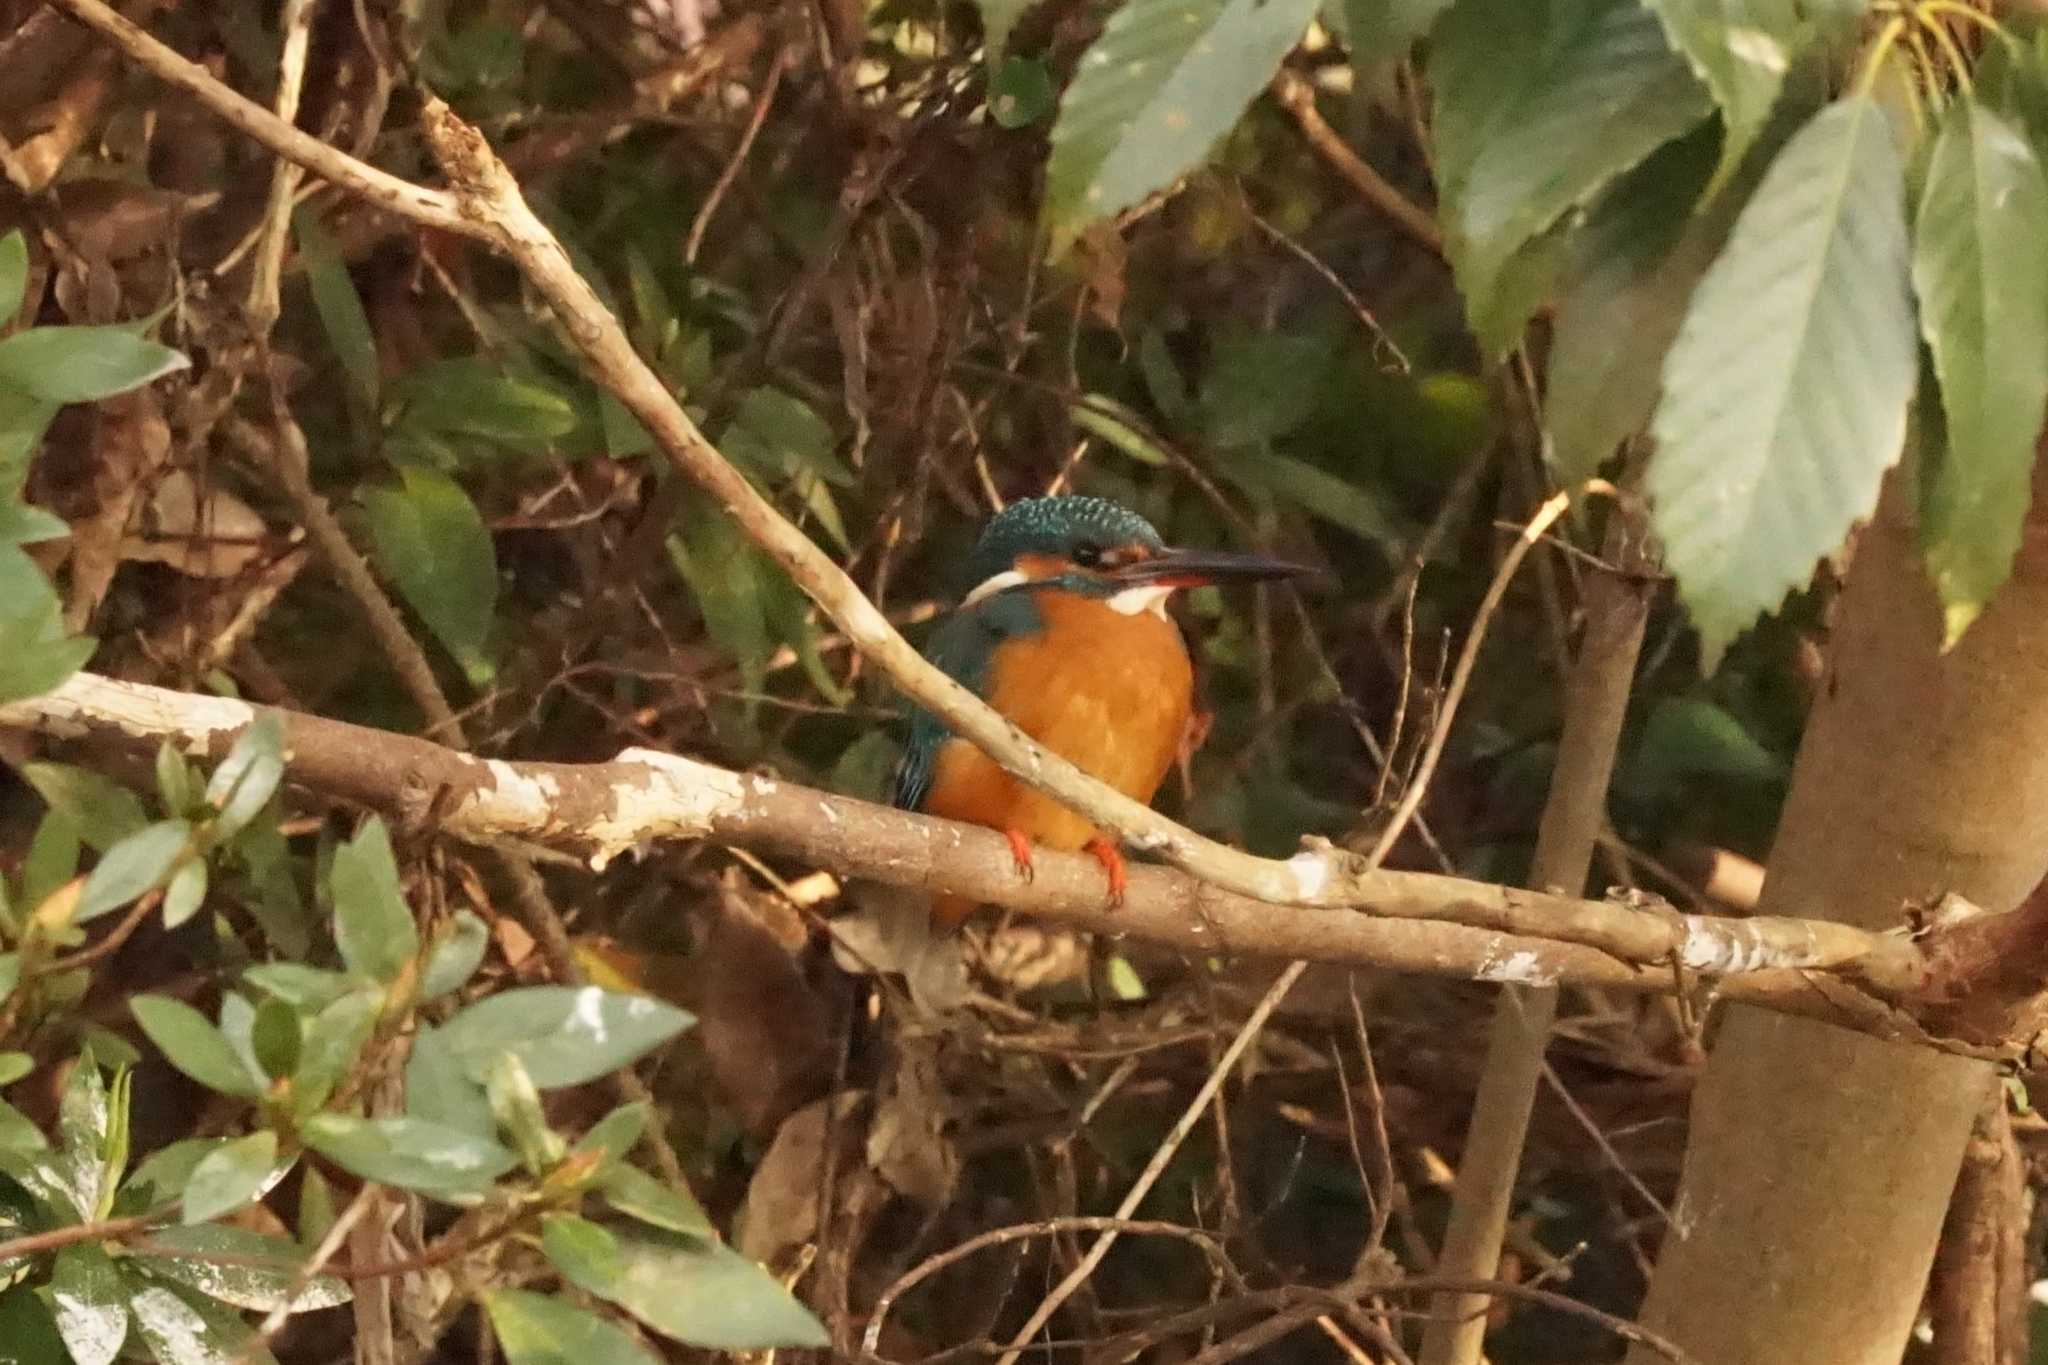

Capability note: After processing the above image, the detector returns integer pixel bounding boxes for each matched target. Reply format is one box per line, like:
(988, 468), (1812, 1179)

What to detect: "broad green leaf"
(484, 1289), (662, 1365)
(419, 910), (489, 999)
(155, 744), (196, 816)
(1042, 0), (1319, 236)
(51, 1243), (128, 1365)
(251, 997), (301, 1080)
(1649, 94), (1916, 667)
(291, 987), (380, 1113)
(599, 1162), (713, 1237)
(392, 356), (577, 447)
(242, 962), (352, 1011)
(297, 1166), (335, 1249)
(140, 1225), (350, 1313)
(0, 499), (66, 545)
(295, 210), (379, 408)
(0, 231), (24, 323)
(127, 1282), (278, 1365)
(20, 762), (148, 851)
(1545, 125), (1722, 484)
(1912, 97), (2048, 643)
(0, 610), (93, 708)
(131, 996), (260, 1099)
(1430, 0), (1712, 352)
(720, 387), (850, 487)
(159, 859), (207, 931)
(23, 809), (81, 910)
(204, 713), (284, 838)
(51, 1058), (124, 1221)
(541, 1212), (624, 1287)
(121, 1139), (225, 1214)
(436, 985), (693, 1088)
(668, 503), (769, 693)
(0, 1285), (69, 1365)
(1325, 0), (1453, 66)
(1223, 452), (1399, 551)
(328, 817), (418, 984)
(359, 465), (498, 684)
(0, 327), (188, 404)
(301, 1113), (516, 1199)
(571, 1103), (650, 1174)
(404, 1022), (493, 1138)
(990, 57), (1056, 129)
(0, 1053), (28, 1087)
(1644, 0), (1802, 186)
(181, 1131), (277, 1224)
(77, 820), (191, 924)
(1633, 696), (1785, 785)
(1197, 332), (1332, 449)
(550, 1223), (829, 1350)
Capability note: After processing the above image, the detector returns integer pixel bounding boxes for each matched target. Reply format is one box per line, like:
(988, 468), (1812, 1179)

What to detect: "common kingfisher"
(892, 496), (1310, 931)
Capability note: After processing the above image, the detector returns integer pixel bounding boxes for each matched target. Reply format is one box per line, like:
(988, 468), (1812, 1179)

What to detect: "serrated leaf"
(485, 1289), (663, 1365)
(1430, 0), (1712, 352)
(77, 820), (191, 924)
(0, 231), (25, 324)
(1043, 0), (1319, 236)
(550, 1223), (828, 1350)
(359, 466), (498, 684)
(181, 1131), (277, 1224)
(295, 211), (379, 408)
(1912, 97), (2048, 643)
(127, 1282), (277, 1365)
(1545, 124), (1722, 483)
(1644, 0), (1802, 186)
(131, 996), (260, 1099)
(0, 327), (188, 404)
(436, 985), (693, 1088)
(51, 1242), (128, 1365)
(1649, 94), (1916, 667)
(19, 762), (148, 851)
(328, 817), (418, 984)
(301, 1113), (515, 1199)
(138, 1224), (349, 1313)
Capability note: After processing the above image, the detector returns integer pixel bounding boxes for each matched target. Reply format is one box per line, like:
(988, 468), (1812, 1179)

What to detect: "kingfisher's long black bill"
(1116, 547), (1317, 588)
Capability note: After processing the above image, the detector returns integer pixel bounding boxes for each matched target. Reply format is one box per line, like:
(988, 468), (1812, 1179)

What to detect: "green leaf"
(0, 1053), (28, 1087)
(550, 1223), (829, 1350)
(1634, 696), (1786, 785)
(1197, 332), (1332, 449)
(0, 592), (93, 705)
(155, 743), (196, 816)
(1643, 0), (1803, 186)
(0, 1285), (70, 1365)
(1545, 124), (1722, 484)
(159, 859), (207, 931)
(721, 388), (850, 487)
(22, 809), (81, 910)
(127, 1282), (279, 1365)
(131, 996), (260, 1099)
(1074, 397), (1172, 467)
(436, 985), (693, 1088)
(51, 1057), (125, 1221)
(1649, 94), (1916, 667)
(295, 210), (380, 408)
(19, 762), (147, 851)
(0, 388), (56, 496)
(571, 1103), (650, 1175)
(1042, 0), (1319, 237)
(359, 465), (498, 684)
(392, 357), (577, 447)
(291, 987), (380, 1114)
(328, 817), (419, 984)
(403, 1022), (493, 1138)
(77, 820), (191, 924)
(121, 1139), (225, 1214)
(51, 1242), (128, 1365)
(250, 998), (302, 1081)
(0, 498), (66, 546)
(297, 1166), (335, 1249)
(0, 231), (25, 324)
(301, 1113), (516, 1199)
(138, 1224), (350, 1312)
(0, 326), (188, 404)
(1223, 452), (1399, 551)
(1325, 0), (1452, 66)
(180, 1131), (278, 1224)
(541, 1212), (624, 1286)
(242, 962), (351, 1010)
(484, 1289), (663, 1365)
(485, 1052), (565, 1174)
(991, 57), (1056, 129)
(668, 503), (769, 692)
(1430, 0), (1712, 352)
(599, 1162), (712, 1238)
(1912, 97), (2048, 643)
(419, 910), (489, 999)
(205, 713), (284, 838)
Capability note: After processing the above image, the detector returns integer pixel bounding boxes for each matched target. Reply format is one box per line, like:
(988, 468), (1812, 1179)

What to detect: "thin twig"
(1270, 69), (1443, 257)
(684, 49), (786, 264)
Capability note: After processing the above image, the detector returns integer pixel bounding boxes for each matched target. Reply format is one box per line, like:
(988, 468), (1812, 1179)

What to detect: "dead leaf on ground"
(120, 468), (270, 578)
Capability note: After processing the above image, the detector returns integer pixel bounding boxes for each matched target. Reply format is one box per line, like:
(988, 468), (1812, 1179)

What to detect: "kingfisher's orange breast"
(919, 588), (1194, 855)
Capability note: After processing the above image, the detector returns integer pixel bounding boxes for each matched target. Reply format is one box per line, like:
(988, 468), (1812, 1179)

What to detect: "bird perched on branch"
(892, 495), (1310, 931)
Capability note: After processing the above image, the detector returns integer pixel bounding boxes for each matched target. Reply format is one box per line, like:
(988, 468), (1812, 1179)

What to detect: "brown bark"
(1628, 478), (2048, 1365)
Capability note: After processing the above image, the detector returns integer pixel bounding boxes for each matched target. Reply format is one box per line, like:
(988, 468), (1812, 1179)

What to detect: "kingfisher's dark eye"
(1073, 544), (1107, 569)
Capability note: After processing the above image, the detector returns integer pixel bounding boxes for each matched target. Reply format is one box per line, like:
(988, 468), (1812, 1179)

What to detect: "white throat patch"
(1106, 583), (1174, 618)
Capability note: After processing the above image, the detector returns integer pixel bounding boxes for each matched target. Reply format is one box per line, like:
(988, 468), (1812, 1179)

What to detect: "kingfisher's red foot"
(1004, 828), (1035, 882)
(1083, 835), (1127, 908)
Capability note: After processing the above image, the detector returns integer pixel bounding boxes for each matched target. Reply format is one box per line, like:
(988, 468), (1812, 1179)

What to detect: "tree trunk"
(1628, 477), (2048, 1365)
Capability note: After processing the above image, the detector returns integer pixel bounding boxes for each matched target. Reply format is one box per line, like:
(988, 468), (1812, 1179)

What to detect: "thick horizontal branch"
(5, 674), (2005, 1053)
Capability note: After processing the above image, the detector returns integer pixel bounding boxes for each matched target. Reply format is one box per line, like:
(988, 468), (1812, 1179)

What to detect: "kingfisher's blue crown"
(959, 496), (1164, 596)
